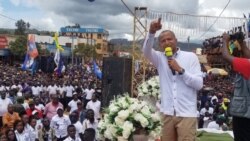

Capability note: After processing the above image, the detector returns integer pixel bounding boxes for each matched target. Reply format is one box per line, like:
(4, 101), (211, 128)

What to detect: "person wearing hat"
(50, 107), (71, 141)
(25, 100), (43, 118)
(67, 92), (81, 113)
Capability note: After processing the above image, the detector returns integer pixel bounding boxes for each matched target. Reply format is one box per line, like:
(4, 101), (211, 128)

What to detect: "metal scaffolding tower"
(131, 7), (148, 95)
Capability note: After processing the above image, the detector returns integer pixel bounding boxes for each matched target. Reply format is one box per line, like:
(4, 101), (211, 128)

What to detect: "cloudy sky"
(0, 0), (249, 42)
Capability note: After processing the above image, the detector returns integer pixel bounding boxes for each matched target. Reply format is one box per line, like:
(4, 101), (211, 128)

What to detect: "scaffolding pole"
(132, 7), (147, 95)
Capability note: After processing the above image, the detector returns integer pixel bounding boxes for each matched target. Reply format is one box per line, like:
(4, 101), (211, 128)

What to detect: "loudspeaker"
(101, 57), (132, 107)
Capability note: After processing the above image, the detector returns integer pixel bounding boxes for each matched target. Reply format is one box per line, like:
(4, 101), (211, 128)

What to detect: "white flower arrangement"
(137, 76), (160, 99)
(98, 94), (162, 141)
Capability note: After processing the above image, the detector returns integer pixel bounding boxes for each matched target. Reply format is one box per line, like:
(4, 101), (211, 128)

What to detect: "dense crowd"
(0, 58), (235, 141)
(0, 62), (102, 141)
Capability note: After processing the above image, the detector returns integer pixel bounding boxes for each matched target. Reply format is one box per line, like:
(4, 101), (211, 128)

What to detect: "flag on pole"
(93, 60), (102, 79)
(22, 34), (38, 70)
(53, 32), (64, 75)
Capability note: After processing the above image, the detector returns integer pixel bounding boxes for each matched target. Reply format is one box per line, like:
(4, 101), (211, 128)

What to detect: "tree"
(74, 43), (97, 59)
(15, 19), (28, 35)
(9, 36), (27, 58)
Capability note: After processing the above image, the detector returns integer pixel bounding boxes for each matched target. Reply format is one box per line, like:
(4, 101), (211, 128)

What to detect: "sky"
(0, 0), (249, 42)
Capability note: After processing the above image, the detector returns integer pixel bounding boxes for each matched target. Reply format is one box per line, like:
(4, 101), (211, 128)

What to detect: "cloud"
(2, 0), (249, 41)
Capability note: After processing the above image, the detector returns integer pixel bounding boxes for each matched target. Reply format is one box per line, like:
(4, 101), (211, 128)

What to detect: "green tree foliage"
(9, 36), (27, 56)
(15, 19), (29, 35)
(74, 43), (97, 58)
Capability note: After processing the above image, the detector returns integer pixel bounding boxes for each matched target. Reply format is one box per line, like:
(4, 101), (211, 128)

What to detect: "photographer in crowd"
(222, 30), (250, 141)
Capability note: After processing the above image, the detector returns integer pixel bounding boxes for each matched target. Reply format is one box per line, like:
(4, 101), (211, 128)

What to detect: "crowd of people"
(0, 62), (102, 141)
(197, 74), (234, 130)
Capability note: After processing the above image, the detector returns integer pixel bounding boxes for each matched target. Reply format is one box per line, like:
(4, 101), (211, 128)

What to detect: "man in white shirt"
(65, 83), (75, 108)
(69, 111), (84, 139)
(84, 85), (95, 108)
(0, 91), (13, 127)
(64, 125), (82, 141)
(68, 92), (81, 113)
(86, 94), (101, 120)
(31, 84), (40, 97)
(143, 18), (203, 141)
(50, 107), (71, 141)
(200, 102), (214, 128)
(47, 83), (58, 96)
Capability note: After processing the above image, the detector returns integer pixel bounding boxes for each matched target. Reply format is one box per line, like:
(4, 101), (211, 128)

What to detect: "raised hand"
(149, 18), (162, 34)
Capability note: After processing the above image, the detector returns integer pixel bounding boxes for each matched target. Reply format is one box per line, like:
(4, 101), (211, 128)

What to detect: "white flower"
(142, 87), (148, 93)
(119, 98), (130, 108)
(122, 121), (134, 139)
(117, 136), (128, 141)
(137, 76), (160, 99)
(151, 113), (161, 122)
(141, 106), (151, 117)
(115, 117), (125, 126)
(134, 113), (149, 128)
(99, 94), (162, 141)
(128, 103), (139, 113)
(118, 110), (130, 120)
(109, 103), (119, 113)
(104, 128), (113, 140)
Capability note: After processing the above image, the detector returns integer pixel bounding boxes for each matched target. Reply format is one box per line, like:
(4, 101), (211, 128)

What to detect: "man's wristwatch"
(179, 68), (185, 75)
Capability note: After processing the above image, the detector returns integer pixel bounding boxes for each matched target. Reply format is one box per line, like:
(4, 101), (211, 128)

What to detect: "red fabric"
(233, 57), (250, 79)
(26, 108), (43, 118)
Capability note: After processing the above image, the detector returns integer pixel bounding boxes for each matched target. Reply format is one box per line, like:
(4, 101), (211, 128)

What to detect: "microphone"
(165, 47), (175, 75)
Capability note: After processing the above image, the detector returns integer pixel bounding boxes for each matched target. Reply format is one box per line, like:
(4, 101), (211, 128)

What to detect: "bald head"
(158, 30), (178, 53)
(159, 30), (176, 41)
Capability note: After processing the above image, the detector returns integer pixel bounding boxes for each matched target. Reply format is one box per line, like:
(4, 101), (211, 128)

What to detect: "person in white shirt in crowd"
(47, 83), (58, 97)
(10, 81), (17, 90)
(57, 83), (66, 99)
(50, 107), (71, 141)
(68, 92), (81, 113)
(207, 116), (226, 130)
(65, 82), (75, 109)
(0, 91), (13, 127)
(21, 114), (30, 134)
(200, 102), (214, 128)
(69, 111), (84, 139)
(41, 83), (48, 94)
(64, 125), (82, 141)
(143, 18), (203, 141)
(84, 85), (95, 108)
(82, 109), (98, 134)
(32, 110), (43, 130)
(28, 116), (39, 141)
(0, 82), (6, 92)
(86, 93), (101, 120)
(34, 97), (45, 114)
(32, 83), (40, 97)
(210, 93), (218, 106)
(14, 120), (31, 141)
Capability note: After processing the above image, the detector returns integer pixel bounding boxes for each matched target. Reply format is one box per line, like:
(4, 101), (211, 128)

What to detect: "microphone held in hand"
(165, 47), (176, 75)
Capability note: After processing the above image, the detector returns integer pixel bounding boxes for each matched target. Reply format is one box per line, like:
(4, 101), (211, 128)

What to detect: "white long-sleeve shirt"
(143, 33), (203, 117)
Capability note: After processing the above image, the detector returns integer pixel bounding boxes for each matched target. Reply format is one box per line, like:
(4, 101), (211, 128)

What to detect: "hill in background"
(110, 38), (202, 52)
